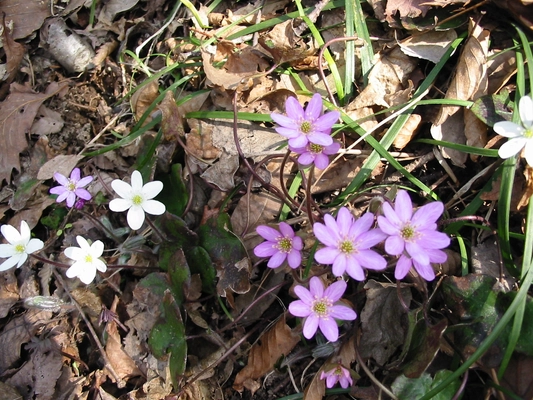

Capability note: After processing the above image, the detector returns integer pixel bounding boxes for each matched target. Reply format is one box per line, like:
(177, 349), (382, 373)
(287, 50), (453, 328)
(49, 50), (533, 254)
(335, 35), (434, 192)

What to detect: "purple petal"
(285, 96), (305, 120)
(287, 250), (301, 269)
(267, 251), (286, 268)
(290, 146), (307, 154)
(275, 127), (300, 138)
(294, 285), (314, 305)
(289, 300), (311, 317)
(70, 168), (81, 182)
(314, 111), (340, 131)
(315, 247), (340, 266)
(313, 153), (330, 170)
(337, 207), (354, 236)
(412, 202), (444, 227)
(332, 255), (348, 276)
(323, 141), (341, 155)
(395, 255), (412, 280)
(323, 280), (347, 302)
(77, 175), (93, 188)
(345, 260), (365, 281)
(323, 214), (341, 239)
(254, 242), (278, 257)
(419, 230), (450, 249)
(377, 215), (399, 235)
(303, 315), (319, 339)
(309, 276), (324, 297)
(54, 172), (69, 186)
(314, 222), (338, 247)
(305, 93), (323, 120)
(395, 190), (413, 221)
(358, 229), (387, 249)
(278, 222), (294, 238)
(406, 242), (430, 265)
(66, 192), (76, 208)
(356, 250), (387, 270)
(292, 236), (303, 250)
(381, 203), (402, 227)
(307, 132), (333, 146)
(288, 135), (309, 148)
(349, 213), (373, 239)
(75, 188), (92, 200)
(50, 186), (67, 195)
(298, 152), (315, 166)
(329, 304), (357, 320)
(318, 318), (339, 342)
(56, 190), (70, 204)
(427, 248), (448, 263)
(413, 260), (435, 281)
(256, 225), (281, 241)
(326, 374), (337, 388)
(271, 113), (299, 129)
(385, 235), (405, 256)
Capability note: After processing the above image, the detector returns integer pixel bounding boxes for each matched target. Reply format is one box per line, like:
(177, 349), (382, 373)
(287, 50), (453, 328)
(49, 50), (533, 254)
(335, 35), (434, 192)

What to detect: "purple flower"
(288, 276), (357, 342)
(320, 364), (353, 388)
(50, 168), (93, 208)
(377, 190), (450, 281)
(254, 222), (303, 269)
(290, 141), (341, 170)
(271, 93), (339, 148)
(314, 208), (387, 281)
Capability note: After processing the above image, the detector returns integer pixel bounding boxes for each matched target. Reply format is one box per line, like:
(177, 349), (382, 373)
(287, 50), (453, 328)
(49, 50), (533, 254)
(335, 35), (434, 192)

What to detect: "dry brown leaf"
(464, 108), (487, 161)
(131, 79), (159, 123)
(233, 316), (300, 393)
(258, 20), (316, 65)
(518, 165), (533, 209)
(0, 269), (19, 319)
(303, 368), (326, 400)
(393, 113), (422, 150)
(30, 105), (64, 136)
(431, 109), (468, 166)
(98, 0), (140, 25)
(487, 50), (517, 94)
(399, 30), (457, 63)
(359, 280), (412, 365)
(37, 154), (84, 180)
(200, 150), (239, 191)
(1, 13), (25, 85)
(385, 0), (431, 26)
(0, 81), (68, 184)
(0, 0), (51, 39)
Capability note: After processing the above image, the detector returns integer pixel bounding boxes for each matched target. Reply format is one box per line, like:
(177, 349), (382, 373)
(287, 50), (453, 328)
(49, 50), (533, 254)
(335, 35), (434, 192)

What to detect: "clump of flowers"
(271, 93), (339, 148)
(290, 141), (341, 170)
(64, 236), (107, 284)
(50, 168), (93, 208)
(254, 222), (303, 269)
(494, 95), (533, 167)
(288, 276), (357, 342)
(320, 364), (353, 389)
(109, 170), (166, 230)
(0, 221), (44, 271)
(377, 190), (450, 281)
(314, 208), (387, 281)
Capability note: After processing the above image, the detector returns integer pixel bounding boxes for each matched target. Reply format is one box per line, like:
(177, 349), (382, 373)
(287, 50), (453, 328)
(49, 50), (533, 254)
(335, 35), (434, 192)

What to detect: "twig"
(355, 346), (399, 400)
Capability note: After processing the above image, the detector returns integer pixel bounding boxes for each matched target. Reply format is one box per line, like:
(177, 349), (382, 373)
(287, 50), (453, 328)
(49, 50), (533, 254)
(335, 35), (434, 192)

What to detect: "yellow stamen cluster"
(339, 240), (354, 254)
(132, 194), (143, 206)
(276, 237), (293, 253)
(309, 143), (323, 154)
(15, 244), (25, 254)
(300, 121), (312, 134)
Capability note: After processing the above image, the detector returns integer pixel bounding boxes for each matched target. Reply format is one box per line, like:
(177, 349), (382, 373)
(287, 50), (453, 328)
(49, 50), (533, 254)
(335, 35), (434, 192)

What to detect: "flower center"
(525, 128), (533, 139)
(85, 254), (93, 263)
(15, 244), (25, 254)
(300, 121), (312, 134)
(309, 143), (323, 154)
(312, 298), (331, 317)
(339, 239), (354, 254)
(67, 180), (77, 191)
(334, 366), (343, 376)
(276, 237), (293, 253)
(400, 224), (419, 242)
(132, 194), (144, 206)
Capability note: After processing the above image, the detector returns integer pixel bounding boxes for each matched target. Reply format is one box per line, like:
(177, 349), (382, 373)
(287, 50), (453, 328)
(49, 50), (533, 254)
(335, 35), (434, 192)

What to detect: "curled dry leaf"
(393, 113), (422, 150)
(399, 30), (457, 64)
(518, 165), (533, 209)
(131, 79), (159, 123)
(233, 316), (300, 393)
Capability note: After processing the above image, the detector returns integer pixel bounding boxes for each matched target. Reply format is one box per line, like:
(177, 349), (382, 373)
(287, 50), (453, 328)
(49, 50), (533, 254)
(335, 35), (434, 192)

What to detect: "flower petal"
(111, 180), (133, 199)
(520, 96), (533, 128)
(292, 236), (303, 250)
(499, 137), (527, 158)
(288, 135), (309, 148)
(377, 215), (399, 235)
(406, 242), (429, 265)
(254, 242), (278, 257)
(278, 222), (294, 238)
(313, 153), (329, 169)
(275, 127), (300, 138)
(412, 202), (444, 227)
(395, 190), (413, 221)
(130, 170), (144, 190)
(314, 223), (338, 247)
(395, 255), (412, 280)
(25, 239), (44, 254)
(332, 255), (348, 277)
(307, 132), (333, 146)
(324, 280), (347, 302)
(413, 260), (435, 281)
(256, 225), (281, 241)
(142, 181), (164, 199)
(294, 285), (313, 305)
(309, 276), (324, 298)
(315, 247), (340, 266)
(49, 186), (67, 195)
(525, 139), (533, 168)
(289, 300), (311, 317)
(345, 260), (365, 281)
(420, 230), (450, 249)
(267, 251), (286, 268)
(314, 111), (340, 132)
(287, 250), (301, 269)
(0, 243), (16, 257)
(381, 203), (402, 227)
(77, 176), (93, 188)
(337, 207), (354, 237)
(356, 250), (387, 271)
(285, 96), (304, 120)
(1, 224), (21, 244)
(127, 206), (146, 230)
(271, 113), (299, 129)
(303, 314), (319, 339)
(91, 240), (104, 258)
(358, 228), (387, 249)
(385, 235), (405, 256)
(318, 318), (339, 342)
(75, 188), (92, 201)
(329, 304), (357, 320)
(305, 93), (323, 120)
(0, 255), (20, 271)
(70, 168), (81, 181)
(142, 200), (166, 215)
(109, 198), (132, 212)
(494, 121), (525, 138)
(78, 265), (98, 284)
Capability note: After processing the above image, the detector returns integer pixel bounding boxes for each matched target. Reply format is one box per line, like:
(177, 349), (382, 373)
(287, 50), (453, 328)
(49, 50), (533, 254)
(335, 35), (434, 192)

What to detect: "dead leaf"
(30, 105), (65, 136)
(258, 20), (315, 65)
(1, 13), (25, 86)
(399, 30), (457, 63)
(0, 0), (51, 39)
(393, 113), (422, 150)
(200, 150), (239, 191)
(233, 316), (299, 393)
(464, 108), (487, 161)
(0, 81), (68, 184)
(98, 0), (140, 25)
(303, 368), (326, 400)
(359, 280), (412, 365)
(37, 154), (84, 180)
(518, 165), (533, 209)
(385, 0), (431, 26)
(431, 110), (468, 167)
(0, 269), (19, 319)
(132, 80), (159, 123)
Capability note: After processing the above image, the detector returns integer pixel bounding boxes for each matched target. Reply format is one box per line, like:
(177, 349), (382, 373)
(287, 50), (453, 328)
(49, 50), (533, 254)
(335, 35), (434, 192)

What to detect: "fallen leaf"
(0, 81), (68, 184)
(131, 79), (159, 123)
(393, 113), (422, 150)
(37, 154), (84, 180)
(200, 150), (239, 191)
(431, 110), (468, 167)
(0, 0), (51, 39)
(233, 316), (300, 392)
(0, 269), (19, 319)
(98, 0), (140, 25)
(399, 30), (457, 63)
(1, 13), (25, 86)
(30, 105), (65, 136)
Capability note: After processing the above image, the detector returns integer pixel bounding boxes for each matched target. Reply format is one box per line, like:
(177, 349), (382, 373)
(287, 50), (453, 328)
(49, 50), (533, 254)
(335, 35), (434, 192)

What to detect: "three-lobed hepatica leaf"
(157, 164), (189, 217)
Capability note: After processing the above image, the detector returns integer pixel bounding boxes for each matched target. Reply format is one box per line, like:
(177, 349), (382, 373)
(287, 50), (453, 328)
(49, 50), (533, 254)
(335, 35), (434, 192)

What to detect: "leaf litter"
(0, 0), (533, 399)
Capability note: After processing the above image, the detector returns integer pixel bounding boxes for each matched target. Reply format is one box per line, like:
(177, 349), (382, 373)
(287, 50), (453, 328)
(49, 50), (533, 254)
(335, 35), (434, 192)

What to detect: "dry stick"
(451, 369), (469, 400)
(355, 345), (399, 400)
(52, 270), (124, 387)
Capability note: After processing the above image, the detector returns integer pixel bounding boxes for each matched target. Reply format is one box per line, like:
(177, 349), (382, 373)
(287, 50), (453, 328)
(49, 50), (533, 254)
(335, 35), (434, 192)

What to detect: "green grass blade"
(344, 0), (356, 100)
(353, 0), (374, 84)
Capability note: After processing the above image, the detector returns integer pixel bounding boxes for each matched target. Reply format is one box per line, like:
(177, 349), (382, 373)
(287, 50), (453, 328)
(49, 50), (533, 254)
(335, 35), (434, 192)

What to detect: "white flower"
(64, 236), (107, 284)
(494, 95), (533, 167)
(109, 170), (166, 230)
(0, 221), (44, 271)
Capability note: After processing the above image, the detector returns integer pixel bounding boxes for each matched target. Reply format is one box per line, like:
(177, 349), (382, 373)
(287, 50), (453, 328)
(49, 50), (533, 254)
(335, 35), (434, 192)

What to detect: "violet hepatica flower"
(64, 236), (107, 284)
(494, 95), (533, 167)
(0, 221), (44, 271)
(314, 208), (387, 281)
(289, 276), (357, 342)
(50, 168), (93, 208)
(254, 222), (303, 269)
(290, 141), (341, 170)
(109, 170), (166, 230)
(271, 93), (339, 148)
(320, 364), (353, 389)
(377, 190), (450, 281)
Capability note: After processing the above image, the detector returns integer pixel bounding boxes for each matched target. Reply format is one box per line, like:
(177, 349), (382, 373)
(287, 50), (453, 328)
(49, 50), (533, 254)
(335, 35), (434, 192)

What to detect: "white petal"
(66, 262), (83, 279)
(19, 221), (31, 243)
(15, 253), (28, 267)
(494, 121), (525, 138)
(142, 181), (163, 199)
(75, 236), (91, 250)
(127, 206), (146, 230)
(64, 247), (84, 261)
(90, 240), (104, 258)
(525, 140), (533, 167)
(1, 224), (21, 244)
(0, 243), (16, 258)
(520, 96), (533, 128)
(499, 138), (527, 159)
(78, 265), (97, 284)
(111, 180), (133, 199)
(109, 198), (132, 212)
(0, 255), (20, 271)
(25, 239), (44, 254)
(94, 258), (107, 273)
(142, 200), (166, 215)
(130, 170), (144, 190)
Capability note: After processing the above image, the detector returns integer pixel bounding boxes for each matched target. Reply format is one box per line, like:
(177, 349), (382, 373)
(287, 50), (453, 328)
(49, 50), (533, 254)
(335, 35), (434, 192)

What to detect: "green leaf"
(392, 370), (460, 400)
(156, 212), (198, 248)
(470, 90), (513, 127)
(158, 164), (188, 217)
(187, 245), (216, 295)
(148, 291), (187, 387)
(159, 245), (191, 305)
